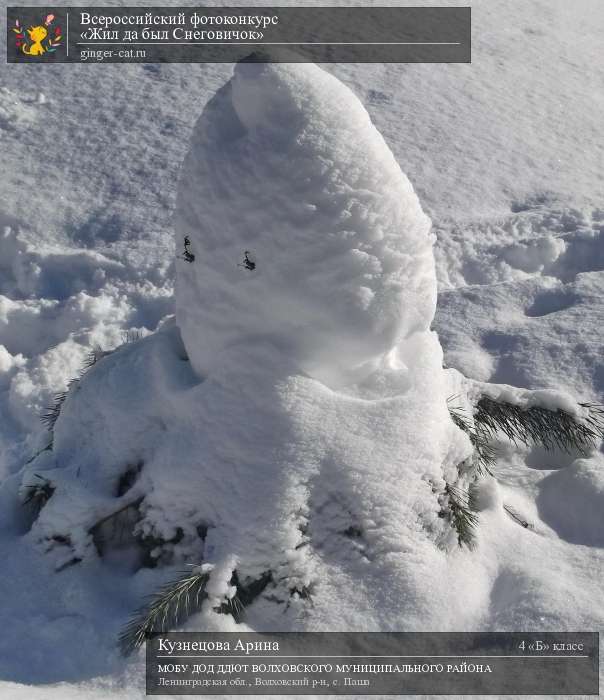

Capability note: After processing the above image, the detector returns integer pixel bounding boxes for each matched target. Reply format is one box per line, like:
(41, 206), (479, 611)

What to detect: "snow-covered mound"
(22, 317), (470, 629)
(175, 60), (435, 388)
(13, 62), (477, 642)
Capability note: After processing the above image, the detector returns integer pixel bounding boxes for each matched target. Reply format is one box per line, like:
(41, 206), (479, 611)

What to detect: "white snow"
(175, 60), (435, 388)
(23, 61), (471, 637)
(0, 0), (602, 698)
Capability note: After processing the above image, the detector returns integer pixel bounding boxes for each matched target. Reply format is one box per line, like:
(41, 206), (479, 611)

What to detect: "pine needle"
(39, 345), (113, 434)
(447, 399), (496, 475)
(119, 569), (274, 656)
(121, 330), (142, 345)
(448, 396), (604, 474)
(79, 345), (110, 375)
(22, 474), (55, 516)
(119, 569), (210, 656)
(474, 397), (604, 455)
(40, 387), (73, 432)
(445, 483), (478, 548)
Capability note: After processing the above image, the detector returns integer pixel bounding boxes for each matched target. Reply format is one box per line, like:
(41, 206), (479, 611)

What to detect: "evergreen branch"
(445, 483), (478, 548)
(79, 345), (110, 375)
(24, 442), (53, 465)
(474, 397), (604, 455)
(119, 568), (275, 656)
(448, 396), (604, 475)
(22, 474), (55, 516)
(447, 399), (496, 475)
(40, 387), (73, 431)
(121, 330), (142, 345)
(89, 497), (143, 535)
(119, 569), (210, 656)
(578, 402), (604, 440)
(39, 345), (114, 434)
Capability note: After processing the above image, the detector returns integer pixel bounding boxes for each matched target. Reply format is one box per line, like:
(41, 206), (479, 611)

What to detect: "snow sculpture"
(175, 60), (438, 389)
(20, 61), (475, 636)
(170, 60), (473, 627)
(19, 61), (475, 638)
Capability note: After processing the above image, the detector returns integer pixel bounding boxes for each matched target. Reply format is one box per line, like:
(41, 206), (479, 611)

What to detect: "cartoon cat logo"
(13, 14), (62, 56)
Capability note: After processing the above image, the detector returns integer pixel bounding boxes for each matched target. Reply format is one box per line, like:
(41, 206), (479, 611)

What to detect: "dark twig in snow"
(24, 442), (53, 465)
(237, 250), (256, 271)
(181, 236), (195, 263)
(503, 504), (533, 530)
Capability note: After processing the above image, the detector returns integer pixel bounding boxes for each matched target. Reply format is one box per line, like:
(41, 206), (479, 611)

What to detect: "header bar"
(7, 7), (471, 63)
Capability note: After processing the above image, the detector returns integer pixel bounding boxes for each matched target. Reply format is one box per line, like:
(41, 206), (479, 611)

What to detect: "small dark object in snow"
(181, 236), (195, 263)
(23, 473), (55, 516)
(503, 504), (533, 530)
(238, 250), (256, 271)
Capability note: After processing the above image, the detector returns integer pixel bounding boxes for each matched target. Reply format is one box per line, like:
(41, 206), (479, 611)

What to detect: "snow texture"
(175, 61), (435, 389)
(21, 62), (471, 639)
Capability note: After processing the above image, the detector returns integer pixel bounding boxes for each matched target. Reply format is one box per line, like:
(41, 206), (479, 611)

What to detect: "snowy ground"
(0, 0), (602, 698)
